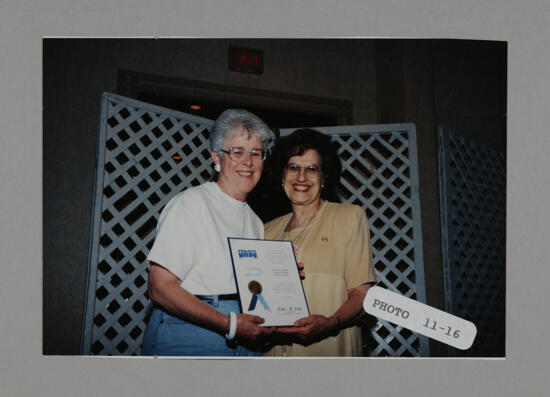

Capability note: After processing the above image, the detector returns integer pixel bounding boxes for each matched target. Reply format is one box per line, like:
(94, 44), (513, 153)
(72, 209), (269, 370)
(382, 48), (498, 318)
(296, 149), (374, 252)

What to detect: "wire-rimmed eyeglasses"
(220, 147), (266, 162)
(285, 163), (321, 178)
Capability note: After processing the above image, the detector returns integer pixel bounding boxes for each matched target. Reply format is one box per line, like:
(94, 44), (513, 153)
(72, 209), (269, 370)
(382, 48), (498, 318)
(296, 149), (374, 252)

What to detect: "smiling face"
(282, 149), (323, 208)
(211, 127), (264, 202)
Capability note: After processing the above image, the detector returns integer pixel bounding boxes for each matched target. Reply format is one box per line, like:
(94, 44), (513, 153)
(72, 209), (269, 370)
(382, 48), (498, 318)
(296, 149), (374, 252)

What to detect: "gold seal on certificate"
(228, 237), (310, 327)
(248, 280), (262, 294)
(247, 280), (270, 311)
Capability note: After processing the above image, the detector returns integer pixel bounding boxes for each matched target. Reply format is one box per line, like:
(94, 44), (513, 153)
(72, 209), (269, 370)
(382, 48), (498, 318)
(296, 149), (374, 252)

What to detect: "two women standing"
(142, 109), (376, 357)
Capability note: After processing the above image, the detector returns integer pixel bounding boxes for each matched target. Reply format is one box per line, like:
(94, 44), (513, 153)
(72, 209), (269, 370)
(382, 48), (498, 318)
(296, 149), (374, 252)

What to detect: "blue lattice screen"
(438, 127), (506, 357)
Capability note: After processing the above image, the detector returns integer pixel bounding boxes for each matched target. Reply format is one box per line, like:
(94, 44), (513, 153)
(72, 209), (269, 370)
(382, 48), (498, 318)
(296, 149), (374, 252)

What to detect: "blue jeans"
(141, 298), (260, 356)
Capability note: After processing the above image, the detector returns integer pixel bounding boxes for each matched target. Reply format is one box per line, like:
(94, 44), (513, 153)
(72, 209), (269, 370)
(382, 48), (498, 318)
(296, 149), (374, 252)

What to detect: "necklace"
(279, 201), (322, 251)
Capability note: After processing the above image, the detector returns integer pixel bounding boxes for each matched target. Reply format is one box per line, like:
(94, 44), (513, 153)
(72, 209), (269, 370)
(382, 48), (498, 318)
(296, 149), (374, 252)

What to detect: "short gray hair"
(209, 109), (274, 153)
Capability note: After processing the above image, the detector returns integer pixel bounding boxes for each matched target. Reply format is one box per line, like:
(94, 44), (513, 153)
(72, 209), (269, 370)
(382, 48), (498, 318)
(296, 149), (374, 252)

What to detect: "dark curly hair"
(270, 128), (342, 202)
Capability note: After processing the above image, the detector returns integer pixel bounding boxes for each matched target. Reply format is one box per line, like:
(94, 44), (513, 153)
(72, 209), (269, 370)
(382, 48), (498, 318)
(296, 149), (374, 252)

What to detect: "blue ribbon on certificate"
(248, 294), (270, 311)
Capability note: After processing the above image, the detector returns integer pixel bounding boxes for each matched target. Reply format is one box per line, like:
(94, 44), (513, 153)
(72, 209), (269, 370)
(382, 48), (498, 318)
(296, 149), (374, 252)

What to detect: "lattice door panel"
(82, 93), (214, 355)
(281, 125), (429, 357)
(438, 127), (506, 357)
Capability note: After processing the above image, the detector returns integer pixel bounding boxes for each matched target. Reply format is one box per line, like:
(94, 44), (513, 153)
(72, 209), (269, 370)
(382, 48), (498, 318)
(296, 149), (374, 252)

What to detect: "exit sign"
(228, 47), (264, 75)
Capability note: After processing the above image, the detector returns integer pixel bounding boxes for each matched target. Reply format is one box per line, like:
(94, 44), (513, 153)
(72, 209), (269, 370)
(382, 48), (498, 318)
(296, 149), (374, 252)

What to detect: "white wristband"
(225, 312), (237, 341)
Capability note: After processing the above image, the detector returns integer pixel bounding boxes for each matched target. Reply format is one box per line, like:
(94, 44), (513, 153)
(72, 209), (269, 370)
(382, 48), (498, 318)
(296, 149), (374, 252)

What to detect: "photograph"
(43, 38), (507, 358)
(4, 1), (550, 395)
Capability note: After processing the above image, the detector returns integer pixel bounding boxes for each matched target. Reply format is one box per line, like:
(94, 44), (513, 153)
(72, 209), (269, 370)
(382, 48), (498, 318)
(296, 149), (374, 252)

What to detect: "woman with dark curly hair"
(263, 128), (377, 357)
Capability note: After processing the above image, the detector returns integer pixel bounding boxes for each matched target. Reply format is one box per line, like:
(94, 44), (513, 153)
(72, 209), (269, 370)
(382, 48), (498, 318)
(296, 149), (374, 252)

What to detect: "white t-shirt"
(147, 182), (264, 295)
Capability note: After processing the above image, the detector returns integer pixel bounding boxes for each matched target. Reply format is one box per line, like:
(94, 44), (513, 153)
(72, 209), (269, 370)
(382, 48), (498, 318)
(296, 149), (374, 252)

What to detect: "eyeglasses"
(220, 147), (266, 162)
(286, 163), (321, 178)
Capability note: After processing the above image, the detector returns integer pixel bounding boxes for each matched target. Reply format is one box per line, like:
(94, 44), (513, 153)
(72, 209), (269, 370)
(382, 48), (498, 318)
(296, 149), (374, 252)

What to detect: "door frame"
(117, 70), (353, 126)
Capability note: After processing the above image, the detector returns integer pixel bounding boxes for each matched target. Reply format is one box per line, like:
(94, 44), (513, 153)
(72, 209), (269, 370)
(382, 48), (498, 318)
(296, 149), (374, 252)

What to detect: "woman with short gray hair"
(209, 108), (273, 154)
(142, 109), (274, 356)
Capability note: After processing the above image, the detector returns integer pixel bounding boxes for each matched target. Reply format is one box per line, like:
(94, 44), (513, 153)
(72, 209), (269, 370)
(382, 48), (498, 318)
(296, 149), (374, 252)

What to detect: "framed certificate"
(227, 237), (310, 327)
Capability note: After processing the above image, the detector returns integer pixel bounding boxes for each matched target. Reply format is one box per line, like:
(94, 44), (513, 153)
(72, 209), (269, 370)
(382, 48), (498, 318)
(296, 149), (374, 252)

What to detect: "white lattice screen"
(438, 127), (506, 357)
(82, 93), (428, 356)
(82, 94), (214, 355)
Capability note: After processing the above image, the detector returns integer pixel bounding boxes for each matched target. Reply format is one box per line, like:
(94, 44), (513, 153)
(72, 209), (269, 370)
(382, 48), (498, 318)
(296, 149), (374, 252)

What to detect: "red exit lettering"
(232, 51), (259, 67)
(228, 47), (263, 74)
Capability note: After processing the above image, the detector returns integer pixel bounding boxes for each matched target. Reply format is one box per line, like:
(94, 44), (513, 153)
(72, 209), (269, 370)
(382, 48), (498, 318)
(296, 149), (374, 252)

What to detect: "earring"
(214, 163), (221, 172)
(321, 184), (325, 189)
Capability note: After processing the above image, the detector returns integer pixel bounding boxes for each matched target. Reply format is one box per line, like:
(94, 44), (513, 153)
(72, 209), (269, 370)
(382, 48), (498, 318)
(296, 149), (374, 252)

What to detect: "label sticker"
(363, 286), (477, 350)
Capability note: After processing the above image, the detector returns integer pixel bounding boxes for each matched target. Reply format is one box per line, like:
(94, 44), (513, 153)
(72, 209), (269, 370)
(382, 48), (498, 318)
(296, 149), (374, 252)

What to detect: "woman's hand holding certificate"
(274, 314), (340, 342)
